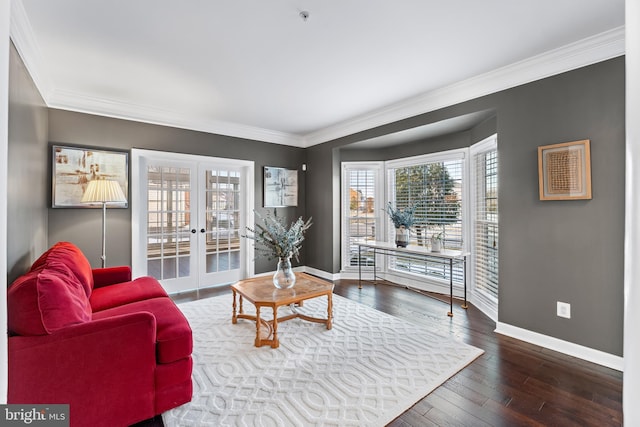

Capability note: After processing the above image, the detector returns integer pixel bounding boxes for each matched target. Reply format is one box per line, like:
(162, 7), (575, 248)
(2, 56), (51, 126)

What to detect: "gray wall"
(47, 110), (307, 274)
(7, 43), (624, 356)
(305, 57), (625, 356)
(340, 130), (478, 162)
(7, 43), (48, 282)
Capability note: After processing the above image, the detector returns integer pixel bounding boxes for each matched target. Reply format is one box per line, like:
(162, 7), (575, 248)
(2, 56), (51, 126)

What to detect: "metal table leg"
(358, 244), (362, 289)
(447, 258), (454, 317)
(462, 256), (468, 309)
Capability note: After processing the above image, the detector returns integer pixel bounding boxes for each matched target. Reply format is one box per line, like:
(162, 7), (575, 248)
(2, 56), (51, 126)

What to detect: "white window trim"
(382, 148), (470, 293)
(340, 161), (384, 273)
(470, 134), (498, 321)
(340, 144), (500, 307)
(385, 148), (469, 247)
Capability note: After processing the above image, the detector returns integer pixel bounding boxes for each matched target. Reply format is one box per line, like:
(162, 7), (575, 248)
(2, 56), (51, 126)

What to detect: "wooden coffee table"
(231, 272), (334, 348)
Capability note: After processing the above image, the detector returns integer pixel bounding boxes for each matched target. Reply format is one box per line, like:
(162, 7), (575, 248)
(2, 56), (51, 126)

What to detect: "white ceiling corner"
(9, 1), (626, 148)
(303, 26), (625, 147)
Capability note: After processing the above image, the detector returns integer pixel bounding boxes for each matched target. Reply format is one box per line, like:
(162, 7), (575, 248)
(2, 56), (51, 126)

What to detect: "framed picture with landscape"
(52, 145), (129, 208)
(538, 139), (592, 201)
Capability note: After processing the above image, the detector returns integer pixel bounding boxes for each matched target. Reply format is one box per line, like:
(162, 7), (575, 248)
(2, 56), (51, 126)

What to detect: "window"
(471, 135), (499, 319)
(386, 150), (466, 284)
(340, 141), (499, 319)
(341, 163), (383, 270)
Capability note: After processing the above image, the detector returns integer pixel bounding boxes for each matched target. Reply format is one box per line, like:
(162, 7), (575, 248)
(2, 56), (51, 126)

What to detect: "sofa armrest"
(9, 312), (157, 427)
(92, 266), (132, 288)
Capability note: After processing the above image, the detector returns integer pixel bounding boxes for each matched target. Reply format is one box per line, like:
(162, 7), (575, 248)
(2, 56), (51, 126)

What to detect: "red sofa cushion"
(8, 262), (92, 336)
(92, 266), (132, 288)
(93, 297), (192, 363)
(90, 276), (169, 312)
(30, 242), (94, 296)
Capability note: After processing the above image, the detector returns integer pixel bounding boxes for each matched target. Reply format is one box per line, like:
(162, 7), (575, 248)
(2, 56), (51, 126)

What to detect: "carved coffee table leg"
(327, 293), (333, 330)
(255, 306), (262, 347)
(272, 306), (279, 348)
(232, 290), (237, 324)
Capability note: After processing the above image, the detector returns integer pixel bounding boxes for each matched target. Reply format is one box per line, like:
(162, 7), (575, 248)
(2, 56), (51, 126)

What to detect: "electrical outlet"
(557, 301), (571, 319)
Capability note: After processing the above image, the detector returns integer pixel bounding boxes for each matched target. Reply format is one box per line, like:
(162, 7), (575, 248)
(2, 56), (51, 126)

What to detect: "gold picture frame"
(538, 139), (591, 201)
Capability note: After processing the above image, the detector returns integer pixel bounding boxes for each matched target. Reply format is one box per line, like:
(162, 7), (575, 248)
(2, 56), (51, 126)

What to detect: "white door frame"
(1, 0), (10, 403)
(131, 149), (255, 290)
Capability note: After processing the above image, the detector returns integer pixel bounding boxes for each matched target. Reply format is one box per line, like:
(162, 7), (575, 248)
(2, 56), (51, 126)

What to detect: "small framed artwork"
(264, 166), (298, 207)
(52, 145), (129, 208)
(538, 139), (592, 201)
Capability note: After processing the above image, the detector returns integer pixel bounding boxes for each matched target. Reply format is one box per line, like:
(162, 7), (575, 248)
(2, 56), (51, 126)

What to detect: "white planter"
(395, 226), (409, 247)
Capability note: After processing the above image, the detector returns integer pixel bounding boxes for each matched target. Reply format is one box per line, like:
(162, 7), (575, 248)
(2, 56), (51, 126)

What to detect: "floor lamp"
(81, 178), (127, 268)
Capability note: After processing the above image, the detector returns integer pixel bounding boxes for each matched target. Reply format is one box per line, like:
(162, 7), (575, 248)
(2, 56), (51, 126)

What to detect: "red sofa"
(7, 242), (193, 427)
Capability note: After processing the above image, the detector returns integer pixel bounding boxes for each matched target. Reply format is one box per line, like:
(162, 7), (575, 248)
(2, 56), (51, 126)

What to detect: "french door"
(132, 150), (254, 294)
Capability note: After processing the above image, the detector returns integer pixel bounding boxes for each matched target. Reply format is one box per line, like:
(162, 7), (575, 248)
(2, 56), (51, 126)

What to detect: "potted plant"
(385, 202), (416, 247)
(243, 210), (312, 289)
(430, 231), (443, 253)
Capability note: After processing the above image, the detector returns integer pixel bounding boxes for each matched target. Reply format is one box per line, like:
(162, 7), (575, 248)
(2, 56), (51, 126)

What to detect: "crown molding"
(9, 0), (52, 101)
(9, 1), (625, 148)
(47, 88), (306, 147)
(302, 26), (626, 147)
(9, 0), (305, 147)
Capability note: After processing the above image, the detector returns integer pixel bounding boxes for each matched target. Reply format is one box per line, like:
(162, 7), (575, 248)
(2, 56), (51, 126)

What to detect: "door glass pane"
(146, 165), (192, 281)
(178, 256), (190, 278)
(204, 169), (240, 274)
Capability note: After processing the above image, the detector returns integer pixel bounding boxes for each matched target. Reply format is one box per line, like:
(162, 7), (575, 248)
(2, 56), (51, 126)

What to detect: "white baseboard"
(495, 322), (623, 371)
(303, 266), (340, 281)
(272, 267), (623, 371)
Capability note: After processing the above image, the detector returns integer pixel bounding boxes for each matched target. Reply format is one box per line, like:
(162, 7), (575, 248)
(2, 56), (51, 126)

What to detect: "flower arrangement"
(385, 202), (417, 229)
(243, 210), (312, 261)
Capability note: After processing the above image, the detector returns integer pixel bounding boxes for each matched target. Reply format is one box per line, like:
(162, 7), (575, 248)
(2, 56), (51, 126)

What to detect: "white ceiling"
(11, 0), (625, 147)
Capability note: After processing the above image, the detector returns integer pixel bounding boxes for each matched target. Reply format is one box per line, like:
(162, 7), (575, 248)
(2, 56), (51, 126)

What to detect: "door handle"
(200, 228), (206, 233)
(191, 229), (196, 234)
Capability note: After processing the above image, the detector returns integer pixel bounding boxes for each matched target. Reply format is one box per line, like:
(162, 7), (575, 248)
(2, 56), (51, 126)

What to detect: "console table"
(357, 241), (469, 317)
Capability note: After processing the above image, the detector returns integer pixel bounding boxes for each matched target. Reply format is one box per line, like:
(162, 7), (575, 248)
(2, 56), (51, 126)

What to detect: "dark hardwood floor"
(332, 279), (622, 427)
(148, 277), (623, 427)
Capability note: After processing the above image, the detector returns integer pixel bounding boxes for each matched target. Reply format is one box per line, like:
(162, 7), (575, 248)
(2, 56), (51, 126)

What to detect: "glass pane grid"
(147, 165), (192, 281)
(205, 169), (241, 273)
(347, 169), (378, 266)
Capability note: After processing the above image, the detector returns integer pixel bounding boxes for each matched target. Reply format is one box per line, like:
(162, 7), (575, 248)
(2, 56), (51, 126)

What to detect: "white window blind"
(472, 138), (499, 311)
(387, 152), (465, 283)
(341, 163), (382, 270)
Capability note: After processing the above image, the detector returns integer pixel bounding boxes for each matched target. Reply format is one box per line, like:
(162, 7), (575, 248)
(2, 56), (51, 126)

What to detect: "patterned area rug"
(163, 292), (483, 427)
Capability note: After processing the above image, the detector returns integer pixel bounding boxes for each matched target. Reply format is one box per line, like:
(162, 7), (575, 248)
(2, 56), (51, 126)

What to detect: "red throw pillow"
(8, 261), (92, 336)
(30, 242), (94, 296)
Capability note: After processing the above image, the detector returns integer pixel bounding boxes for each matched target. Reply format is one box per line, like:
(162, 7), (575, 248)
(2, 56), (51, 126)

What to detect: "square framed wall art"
(263, 166), (298, 207)
(538, 139), (592, 201)
(52, 145), (129, 208)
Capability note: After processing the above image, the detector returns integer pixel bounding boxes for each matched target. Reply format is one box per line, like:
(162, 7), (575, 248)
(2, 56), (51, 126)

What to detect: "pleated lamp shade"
(81, 179), (127, 204)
